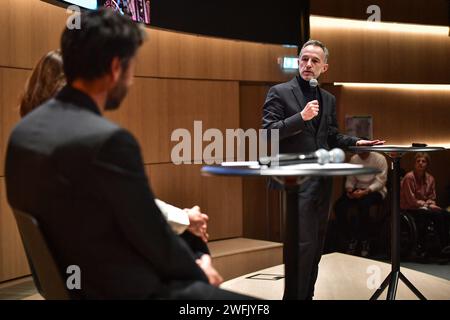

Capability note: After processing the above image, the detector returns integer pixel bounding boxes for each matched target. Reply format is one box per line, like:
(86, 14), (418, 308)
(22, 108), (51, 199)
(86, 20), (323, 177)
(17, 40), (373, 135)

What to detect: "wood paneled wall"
(0, 69), (29, 282)
(0, 0), (67, 69)
(0, 1), (296, 82)
(332, 86), (450, 146)
(310, 0), (449, 26)
(326, 84), (450, 205)
(311, 25), (450, 84)
(135, 29), (295, 81)
(0, 69), (28, 177)
(0, 179), (29, 281)
(239, 83), (283, 240)
(0, 0), (293, 282)
(106, 78), (240, 164)
(146, 164), (243, 239)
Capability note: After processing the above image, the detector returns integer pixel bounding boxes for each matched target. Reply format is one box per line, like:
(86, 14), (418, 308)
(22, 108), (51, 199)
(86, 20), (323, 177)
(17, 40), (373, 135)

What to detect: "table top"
(201, 162), (381, 177)
(349, 145), (446, 153)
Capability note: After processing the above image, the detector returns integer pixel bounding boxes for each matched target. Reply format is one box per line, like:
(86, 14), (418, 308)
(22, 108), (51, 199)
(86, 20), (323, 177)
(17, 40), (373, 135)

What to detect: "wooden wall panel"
(239, 83), (270, 239)
(1, 0), (295, 83)
(239, 83), (283, 241)
(331, 85), (450, 205)
(239, 83), (272, 131)
(336, 86), (450, 145)
(136, 28), (295, 82)
(311, 24), (450, 84)
(0, 178), (30, 282)
(0, 0), (67, 69)
(0, 0), (33, 68)
(0, 68), (30, 177)
(106, 78), (240, 164)
(146, 164), (243, 240)
(311, 0), (449, 26)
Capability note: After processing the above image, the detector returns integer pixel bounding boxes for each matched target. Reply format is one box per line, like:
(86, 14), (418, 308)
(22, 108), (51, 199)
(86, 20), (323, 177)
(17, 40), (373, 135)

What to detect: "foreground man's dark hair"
(61, 8), (146, 83)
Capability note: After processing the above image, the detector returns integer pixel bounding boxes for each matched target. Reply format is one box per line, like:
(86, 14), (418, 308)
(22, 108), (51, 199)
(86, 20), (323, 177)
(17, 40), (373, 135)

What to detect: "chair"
(384, 210), (445, 260)
(13, 209), (71, 300)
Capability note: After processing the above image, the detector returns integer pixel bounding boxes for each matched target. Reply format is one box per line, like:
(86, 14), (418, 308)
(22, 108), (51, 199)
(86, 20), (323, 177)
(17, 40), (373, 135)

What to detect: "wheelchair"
(384, 210), (444, 261)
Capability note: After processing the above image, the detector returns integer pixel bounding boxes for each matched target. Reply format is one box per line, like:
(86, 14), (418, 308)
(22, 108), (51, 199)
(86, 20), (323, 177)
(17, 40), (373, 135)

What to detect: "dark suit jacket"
(5, 86), (208, 299)
(262, 77), (358, 154)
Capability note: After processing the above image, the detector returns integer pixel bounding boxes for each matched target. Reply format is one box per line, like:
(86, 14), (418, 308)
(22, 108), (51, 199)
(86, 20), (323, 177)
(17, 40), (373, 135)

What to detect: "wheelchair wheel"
(384, 212), (418, 259)
(400, 212), (418, 258)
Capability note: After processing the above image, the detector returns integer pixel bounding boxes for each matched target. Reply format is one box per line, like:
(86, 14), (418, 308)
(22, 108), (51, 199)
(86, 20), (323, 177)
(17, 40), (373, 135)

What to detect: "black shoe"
(346, 239), (358, 255)
(441, 245), (450, 256)
(361, 241), (370, 258)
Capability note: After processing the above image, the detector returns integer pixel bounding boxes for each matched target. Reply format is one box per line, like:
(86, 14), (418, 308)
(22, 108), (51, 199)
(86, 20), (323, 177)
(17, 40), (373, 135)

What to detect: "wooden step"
(209, 238), (283, 281)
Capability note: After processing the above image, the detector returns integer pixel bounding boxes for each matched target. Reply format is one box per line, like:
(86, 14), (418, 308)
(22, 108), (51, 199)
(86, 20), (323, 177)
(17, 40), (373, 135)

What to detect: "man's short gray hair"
(300, 39), (329, 63)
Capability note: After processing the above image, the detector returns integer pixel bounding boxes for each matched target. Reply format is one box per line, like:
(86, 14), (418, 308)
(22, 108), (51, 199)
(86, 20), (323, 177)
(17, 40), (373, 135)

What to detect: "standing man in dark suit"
(5, 8), (249, 300)
(262, 40), (383, 300)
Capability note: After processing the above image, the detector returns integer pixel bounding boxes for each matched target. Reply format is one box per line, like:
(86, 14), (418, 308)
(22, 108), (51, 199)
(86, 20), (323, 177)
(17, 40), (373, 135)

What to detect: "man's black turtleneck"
(296, 75), (322, 131)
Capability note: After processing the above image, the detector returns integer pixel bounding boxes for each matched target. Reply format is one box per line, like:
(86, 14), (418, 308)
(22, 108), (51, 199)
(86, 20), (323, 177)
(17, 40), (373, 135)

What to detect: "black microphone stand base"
(370, 271), (427, 300)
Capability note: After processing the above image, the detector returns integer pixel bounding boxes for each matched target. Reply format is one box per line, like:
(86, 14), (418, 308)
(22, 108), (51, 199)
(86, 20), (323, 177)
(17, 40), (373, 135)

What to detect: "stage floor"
(220, 253), (450, 300)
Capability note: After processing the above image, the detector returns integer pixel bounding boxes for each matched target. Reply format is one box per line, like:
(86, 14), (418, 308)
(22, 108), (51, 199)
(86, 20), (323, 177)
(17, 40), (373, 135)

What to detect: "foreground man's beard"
(104, 76), (128, 111)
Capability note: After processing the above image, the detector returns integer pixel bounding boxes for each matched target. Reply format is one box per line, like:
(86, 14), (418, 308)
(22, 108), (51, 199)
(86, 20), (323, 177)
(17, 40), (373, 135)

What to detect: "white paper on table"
(221, 161), (260, 167)
(277, 163), (364, 170)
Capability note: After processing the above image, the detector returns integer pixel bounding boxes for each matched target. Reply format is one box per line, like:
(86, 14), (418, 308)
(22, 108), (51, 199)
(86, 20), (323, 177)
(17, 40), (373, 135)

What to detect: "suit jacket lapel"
(289, 78), (315, 132)
(290, 78), (306, 112)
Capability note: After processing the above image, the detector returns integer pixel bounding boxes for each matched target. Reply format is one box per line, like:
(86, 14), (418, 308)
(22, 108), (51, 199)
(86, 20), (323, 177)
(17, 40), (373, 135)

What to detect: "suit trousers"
(283, 177), (333, 300)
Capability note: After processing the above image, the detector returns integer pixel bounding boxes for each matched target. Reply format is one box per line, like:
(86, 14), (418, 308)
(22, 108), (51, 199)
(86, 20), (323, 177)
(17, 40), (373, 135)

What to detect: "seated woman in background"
(18, 50), (221, 284)
(19, 50), (66, 117)
(400, 152), (450, 255)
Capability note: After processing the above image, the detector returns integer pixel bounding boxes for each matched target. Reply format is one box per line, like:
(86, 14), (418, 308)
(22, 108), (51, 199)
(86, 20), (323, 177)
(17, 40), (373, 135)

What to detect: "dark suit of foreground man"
(262, 40), (383, 299)
(5, 9), (250, 300)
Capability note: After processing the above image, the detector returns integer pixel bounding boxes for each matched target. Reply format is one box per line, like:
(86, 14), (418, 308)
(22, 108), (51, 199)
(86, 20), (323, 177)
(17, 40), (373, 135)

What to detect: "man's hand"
(417, 200), (426, 207)
(352, 189), (369, 199)
(196, 254), (223, 286)
(356, 139), (385, 146)
(300, 100), (320, 121)
(421, 200), (441, 211)
(185, 206), (209, 243)
(429, 204), (442, 211)
(346, 188), (355, 199)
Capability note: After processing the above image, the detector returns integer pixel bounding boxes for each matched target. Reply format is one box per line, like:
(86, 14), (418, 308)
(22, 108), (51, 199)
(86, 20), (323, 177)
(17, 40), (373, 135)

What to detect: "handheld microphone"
(328, 148), (345, 163)
(309, 78), (318, 99)
(259, 148), (345, 167)
(309, 78), (318, 89)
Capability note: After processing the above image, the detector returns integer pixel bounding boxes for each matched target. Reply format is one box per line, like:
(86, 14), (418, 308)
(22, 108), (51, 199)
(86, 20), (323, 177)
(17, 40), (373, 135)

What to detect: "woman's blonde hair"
(19, 50), (66, 117)
(414, 152), (431, 165)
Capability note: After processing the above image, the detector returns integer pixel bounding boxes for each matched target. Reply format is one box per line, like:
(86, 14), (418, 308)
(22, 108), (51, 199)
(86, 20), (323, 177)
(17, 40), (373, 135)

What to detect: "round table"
(349, 145), (446, 300)
(202, 162), (381, 300)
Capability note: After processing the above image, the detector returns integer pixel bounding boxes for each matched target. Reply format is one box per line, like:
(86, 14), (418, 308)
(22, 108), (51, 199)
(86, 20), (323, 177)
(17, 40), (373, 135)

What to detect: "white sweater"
(345, 152), (388, 198)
